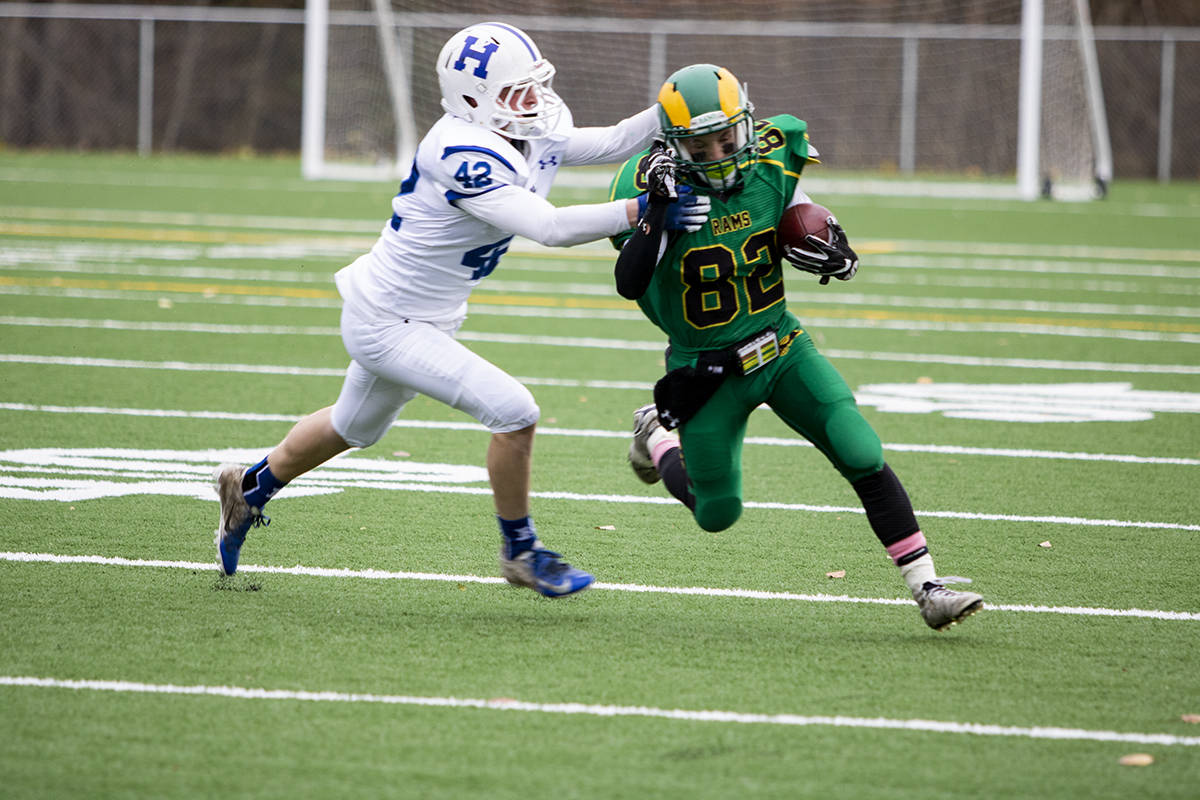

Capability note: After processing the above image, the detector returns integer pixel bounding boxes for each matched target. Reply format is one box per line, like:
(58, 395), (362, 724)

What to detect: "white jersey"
(335, 104), (659, 324)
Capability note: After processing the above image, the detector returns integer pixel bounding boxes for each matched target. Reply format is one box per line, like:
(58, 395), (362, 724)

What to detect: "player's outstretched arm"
(562, 106), (660, 166)
(459, 185), (641, 248)
(458, 144), (709, 251)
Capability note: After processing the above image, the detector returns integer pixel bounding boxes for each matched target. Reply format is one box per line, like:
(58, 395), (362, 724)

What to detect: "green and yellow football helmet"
(657, 64), (757, 192)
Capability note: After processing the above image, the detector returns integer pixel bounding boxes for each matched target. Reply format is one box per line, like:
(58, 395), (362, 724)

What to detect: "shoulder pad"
(608, 149), (650, 202)
(755, 114), (817, 167)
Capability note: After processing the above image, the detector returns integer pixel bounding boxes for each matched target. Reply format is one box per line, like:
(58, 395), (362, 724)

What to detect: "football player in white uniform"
(212, 22), (710, 597)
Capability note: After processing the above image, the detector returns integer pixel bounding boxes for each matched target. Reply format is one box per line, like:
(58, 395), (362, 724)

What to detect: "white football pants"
(330, 305), (539, 448)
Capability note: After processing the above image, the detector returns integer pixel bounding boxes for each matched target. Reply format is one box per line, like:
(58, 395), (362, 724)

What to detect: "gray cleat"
(629, 404), (663, 484)
(914, 581), (983, 631)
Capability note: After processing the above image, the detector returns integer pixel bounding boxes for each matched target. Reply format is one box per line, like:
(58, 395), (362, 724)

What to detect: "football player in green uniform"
(609, 63), (982, 631)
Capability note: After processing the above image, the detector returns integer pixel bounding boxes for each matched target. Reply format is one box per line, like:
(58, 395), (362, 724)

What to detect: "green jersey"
(609, 114), (816, 360)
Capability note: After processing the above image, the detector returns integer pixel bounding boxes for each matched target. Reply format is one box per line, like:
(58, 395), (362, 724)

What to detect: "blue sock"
(241, 457), (286, 513)
(498, 515), (537, 556)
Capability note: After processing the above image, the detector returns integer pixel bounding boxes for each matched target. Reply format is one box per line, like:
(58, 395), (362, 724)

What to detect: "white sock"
(899, 553), (937, 594)
(647, 424), (678, 453)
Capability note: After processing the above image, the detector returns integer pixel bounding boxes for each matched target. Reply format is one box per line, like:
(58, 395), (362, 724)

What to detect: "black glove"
(782, 216), (859, 284)
(641, 140), (678, 200)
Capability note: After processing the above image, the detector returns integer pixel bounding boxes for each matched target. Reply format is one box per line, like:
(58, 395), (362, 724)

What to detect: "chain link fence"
(0, 2), (1197, 180)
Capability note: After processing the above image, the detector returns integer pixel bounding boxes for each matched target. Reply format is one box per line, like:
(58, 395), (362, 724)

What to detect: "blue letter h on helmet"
(454, 36), (499, 78)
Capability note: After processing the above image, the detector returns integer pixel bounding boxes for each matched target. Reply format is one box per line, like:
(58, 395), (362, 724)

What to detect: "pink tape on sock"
(650, 439), (678, 468)
(886, 531), (927, 564)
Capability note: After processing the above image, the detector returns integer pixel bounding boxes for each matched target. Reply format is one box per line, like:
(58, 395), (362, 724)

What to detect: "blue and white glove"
(637, 185), (711, 233)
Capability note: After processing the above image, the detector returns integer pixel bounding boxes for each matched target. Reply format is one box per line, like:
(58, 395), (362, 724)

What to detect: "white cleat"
(914, 581), (983, 631)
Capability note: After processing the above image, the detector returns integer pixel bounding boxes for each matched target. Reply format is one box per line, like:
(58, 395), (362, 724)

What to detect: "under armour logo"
(453, 36), (499, 78)
(538, 156), (559, 169)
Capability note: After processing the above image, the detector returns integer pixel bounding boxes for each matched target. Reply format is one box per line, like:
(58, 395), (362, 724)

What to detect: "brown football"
(777, 202), (832, 251)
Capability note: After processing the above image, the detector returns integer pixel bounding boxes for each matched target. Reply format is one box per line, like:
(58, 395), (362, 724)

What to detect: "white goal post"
(301, 0), (1112, 201)
(1017, 0), (1113, 199)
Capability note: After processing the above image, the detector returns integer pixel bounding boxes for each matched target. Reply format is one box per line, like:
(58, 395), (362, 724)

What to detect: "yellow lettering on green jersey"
(710, 210), (753, 237)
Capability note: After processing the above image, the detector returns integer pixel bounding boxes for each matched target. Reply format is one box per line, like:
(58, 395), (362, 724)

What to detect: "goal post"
(1016, 0), (1045, 201)
(302, 0), (1112, 200)
(301, 0), (417, 181)
(1073, 0), (1113, 193)
(368, 0), (418, 174)
(299, 0), (326, 180)
(1017, 0), (1112, 200)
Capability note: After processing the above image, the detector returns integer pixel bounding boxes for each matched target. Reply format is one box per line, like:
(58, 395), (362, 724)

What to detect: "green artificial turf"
(1, 150), (1197, 798)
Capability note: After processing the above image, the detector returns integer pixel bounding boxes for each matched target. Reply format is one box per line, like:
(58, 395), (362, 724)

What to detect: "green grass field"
(1, 151), (1198, 799)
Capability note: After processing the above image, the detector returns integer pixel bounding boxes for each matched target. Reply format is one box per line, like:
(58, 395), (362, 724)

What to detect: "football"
(777, 202), (833, 251)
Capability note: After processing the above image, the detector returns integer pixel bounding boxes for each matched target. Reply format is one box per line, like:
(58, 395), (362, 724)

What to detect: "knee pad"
(452, 358), (540, 434)
(481, 386), (540, 434)
(331, 406), (392, 449)
(694, 494), (742, 532)
(330, 364), (414, 449)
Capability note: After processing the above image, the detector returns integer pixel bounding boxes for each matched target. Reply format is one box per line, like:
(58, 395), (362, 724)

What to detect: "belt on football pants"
(694, 325), (802, 377)
(654, 326), (802, 430)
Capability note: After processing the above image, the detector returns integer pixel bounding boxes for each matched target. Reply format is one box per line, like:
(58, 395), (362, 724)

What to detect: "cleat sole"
(933, 600), (984, 632)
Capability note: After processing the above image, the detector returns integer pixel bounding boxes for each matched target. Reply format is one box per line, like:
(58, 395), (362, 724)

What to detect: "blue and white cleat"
(213, 464), (269, 576)
(499, 539), (594, 598)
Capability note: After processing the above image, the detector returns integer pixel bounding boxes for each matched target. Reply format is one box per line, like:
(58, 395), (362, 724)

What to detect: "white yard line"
(6, 237), (1200, 282)
(5, 200), (1200, 250)
(1, 468), (1196, 530)
(881, 238), (1200, 264)
(0, 284), (345, 309)
(0, 169), (371, 194)
(4, 289), (1199, 343)
(0, 353), (348, 377)
(0, 315), (343, 336)
(9, 313), (1200, 355)
(1, 401), (1197, 466)
(480, 282), (1200, 320)
(2, 552), (1198, 622)
(5, 254), (1200, 317)
(2, 465), (1194, 529)
(0, 205), (381, 234)
(2, 674), (1198, 746)
(870, 254), (1200, 281)
(4, 348), (1199, 378)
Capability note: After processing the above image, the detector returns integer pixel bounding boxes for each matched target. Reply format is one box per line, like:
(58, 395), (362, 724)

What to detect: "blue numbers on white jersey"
(462, 236), (513, 280)
(454, 160), (493, 190)
(397, 158), (420, 195)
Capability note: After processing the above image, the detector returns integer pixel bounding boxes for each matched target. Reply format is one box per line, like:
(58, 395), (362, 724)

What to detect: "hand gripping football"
(777, 202), (859, 284)
(776, 202), (832, 250)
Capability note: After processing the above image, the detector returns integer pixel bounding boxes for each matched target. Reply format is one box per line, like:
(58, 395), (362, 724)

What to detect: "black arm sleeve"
(614, 197), (669, 300)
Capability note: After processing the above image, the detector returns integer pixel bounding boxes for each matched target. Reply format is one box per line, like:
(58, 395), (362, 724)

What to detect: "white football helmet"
(436, 22), (564, 141)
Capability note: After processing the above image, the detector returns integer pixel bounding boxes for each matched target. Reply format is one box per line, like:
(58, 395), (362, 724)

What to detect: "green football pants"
(677, 330), (884, 532)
